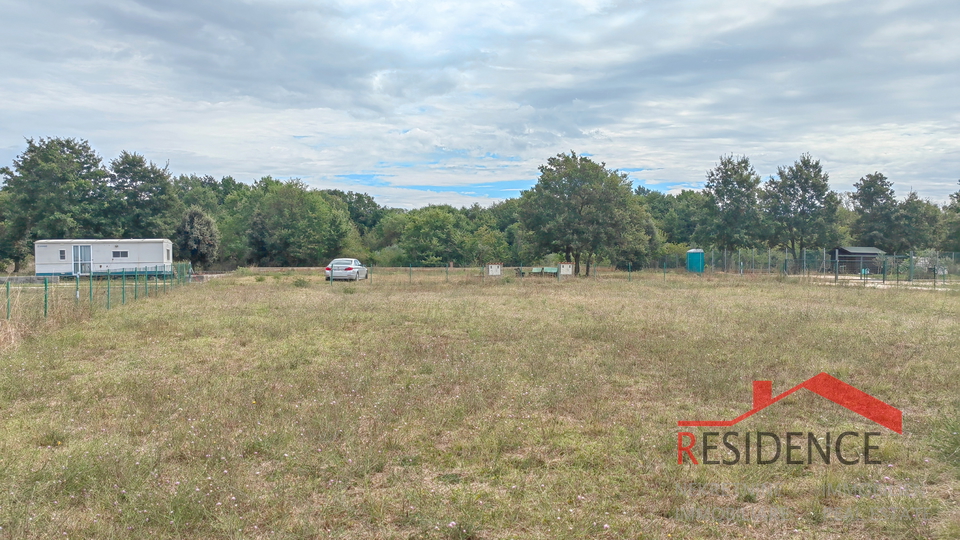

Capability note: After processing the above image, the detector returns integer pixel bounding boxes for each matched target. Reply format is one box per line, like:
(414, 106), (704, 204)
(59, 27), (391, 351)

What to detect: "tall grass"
(0, 272), (958, 538)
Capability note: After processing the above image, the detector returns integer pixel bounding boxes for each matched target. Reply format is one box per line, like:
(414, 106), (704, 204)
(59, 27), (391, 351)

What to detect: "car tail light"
(325, 267), (331, 271)
(344, 267), (353, 271)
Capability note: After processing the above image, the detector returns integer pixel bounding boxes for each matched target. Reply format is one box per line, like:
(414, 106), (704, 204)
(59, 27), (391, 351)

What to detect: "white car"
(325, 258), (368, 281)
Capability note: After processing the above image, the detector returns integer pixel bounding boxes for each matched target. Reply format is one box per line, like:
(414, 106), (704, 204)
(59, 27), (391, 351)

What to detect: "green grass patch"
(0, 272), (958, 538)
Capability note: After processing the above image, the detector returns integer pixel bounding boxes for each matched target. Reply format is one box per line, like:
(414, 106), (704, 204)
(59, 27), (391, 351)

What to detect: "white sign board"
(559, 262), (574, 275)
(486, 263), (502, 276)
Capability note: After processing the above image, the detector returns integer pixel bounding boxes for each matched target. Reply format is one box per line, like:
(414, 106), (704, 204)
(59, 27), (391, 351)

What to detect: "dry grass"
(0, 270), (959, 539)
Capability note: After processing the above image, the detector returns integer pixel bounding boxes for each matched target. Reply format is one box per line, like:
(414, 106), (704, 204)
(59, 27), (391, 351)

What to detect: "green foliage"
(245, 178), (350, 266)
(399, 206), (466, 266)
(520, 151), (657, 275)
(697, 155), (763, 250)
(851, 174), (943, 253)
(109, 151), (180, 238)
(0, 192), (31, 272)
(638, 189), (707, 245)
(463, 225), (509, 266)
(889, 192), (942, 252)
(175, 207), (220, 268)
(762, 154), (842, 258)
(321, 189), (385, 236)
(851, 172), (898, 250)
(4, 139), (959, 275)
(1, 137), (115, 241)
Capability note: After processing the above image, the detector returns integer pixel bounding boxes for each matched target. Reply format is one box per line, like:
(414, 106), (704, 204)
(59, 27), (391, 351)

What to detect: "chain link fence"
(652, 248), (958, 285)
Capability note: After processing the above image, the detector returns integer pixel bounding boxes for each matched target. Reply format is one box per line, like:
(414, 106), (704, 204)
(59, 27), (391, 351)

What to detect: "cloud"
(1, 0), (958, 207)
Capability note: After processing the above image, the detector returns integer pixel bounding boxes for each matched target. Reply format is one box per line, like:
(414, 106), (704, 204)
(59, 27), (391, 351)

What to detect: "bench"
(543, 267), (559, 276)
(529, 267), (543, 276)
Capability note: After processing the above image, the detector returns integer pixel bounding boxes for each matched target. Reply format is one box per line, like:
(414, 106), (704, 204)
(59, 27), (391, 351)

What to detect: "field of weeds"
(0, 271), (958, 539)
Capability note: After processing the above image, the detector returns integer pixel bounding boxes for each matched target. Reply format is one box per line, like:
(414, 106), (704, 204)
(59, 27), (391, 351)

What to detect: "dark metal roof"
(835, 246), (886, 255)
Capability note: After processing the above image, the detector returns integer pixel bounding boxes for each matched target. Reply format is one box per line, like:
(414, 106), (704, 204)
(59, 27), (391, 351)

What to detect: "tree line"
(2, 138), (959, 274)
(646, 153), (960, 259)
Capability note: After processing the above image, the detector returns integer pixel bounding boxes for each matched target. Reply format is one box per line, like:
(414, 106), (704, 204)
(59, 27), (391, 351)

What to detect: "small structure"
(686, 249), (705, 273)
(486, 263), (503, 277)
(828, 247), (886, 275)
(558, 262), (574, 277)
(35, 239), (174, 277)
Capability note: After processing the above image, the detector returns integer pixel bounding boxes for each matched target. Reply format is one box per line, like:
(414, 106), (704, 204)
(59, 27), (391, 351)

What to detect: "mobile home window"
(112, 251), (129, 258)
(167, 249), (171, 260)
(59, 249), (66, 260)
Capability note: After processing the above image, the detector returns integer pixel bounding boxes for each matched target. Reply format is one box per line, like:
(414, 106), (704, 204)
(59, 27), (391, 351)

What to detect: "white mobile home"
(35, 239), (173, 277)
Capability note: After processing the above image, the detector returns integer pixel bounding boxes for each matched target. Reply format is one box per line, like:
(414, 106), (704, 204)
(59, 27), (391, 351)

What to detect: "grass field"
(0, 271), (959, 539)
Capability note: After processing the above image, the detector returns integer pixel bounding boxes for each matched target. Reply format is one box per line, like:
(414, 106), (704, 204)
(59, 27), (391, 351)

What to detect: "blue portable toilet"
(686, 249), (705, 273)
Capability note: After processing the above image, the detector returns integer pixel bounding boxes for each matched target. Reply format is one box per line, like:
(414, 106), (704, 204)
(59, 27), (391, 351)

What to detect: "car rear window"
(331, 259), (353, 265)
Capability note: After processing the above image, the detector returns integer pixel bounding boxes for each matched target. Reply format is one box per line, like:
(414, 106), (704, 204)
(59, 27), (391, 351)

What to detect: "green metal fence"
(2, 262), (194, 322)
(651, 249), (958, 285)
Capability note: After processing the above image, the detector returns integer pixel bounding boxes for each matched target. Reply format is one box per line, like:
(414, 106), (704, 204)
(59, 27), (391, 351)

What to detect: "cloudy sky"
(1, 0), (958, 208)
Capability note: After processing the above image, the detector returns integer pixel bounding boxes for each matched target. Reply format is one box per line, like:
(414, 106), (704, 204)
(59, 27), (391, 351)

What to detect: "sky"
(1, 0), (958, 208)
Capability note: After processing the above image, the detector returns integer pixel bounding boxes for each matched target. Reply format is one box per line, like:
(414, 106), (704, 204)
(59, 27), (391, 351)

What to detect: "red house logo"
(675, 373), (904, 465)
(678, 372), (902, 433)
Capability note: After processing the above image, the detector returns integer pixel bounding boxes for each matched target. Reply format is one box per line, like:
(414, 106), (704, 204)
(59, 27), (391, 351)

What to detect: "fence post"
(409, 264), (412, 284)
(663, 258), (666, 281)
(895, 253), (899, 284)
(75, 275), (79, 304)
(135, 270), (139, 300)
(909, 251), (914, 282)
(89, 272), (93, 304)
(122, 269), (126, 304)
(44, 277), (49, 318)
(107, 271), (111, 309)
(155, 266), (159, 295)
(834, 250), (839, 283)
(5, 281), (9, 320)
(628, 262), (632, 282)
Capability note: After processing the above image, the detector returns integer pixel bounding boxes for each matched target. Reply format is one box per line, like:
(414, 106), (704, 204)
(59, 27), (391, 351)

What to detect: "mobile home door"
(73, 245), (92, 275)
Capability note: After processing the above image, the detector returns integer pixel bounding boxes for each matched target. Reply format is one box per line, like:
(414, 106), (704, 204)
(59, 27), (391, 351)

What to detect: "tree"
(637, 188), (707, 245)
(519, 152), (654, 275)
(696, 155), (763, 251)
(850, 172), (898, 251)
(322, 190), (385, 237)
(1, 137), (115, 243)
(943, 180), (960, 252)
(888, 192), (941, 253)
(761, 154), (842, 258)
(109, 151), (180, 238)
(463, 225), (509, 266)
(245, 179), (349, 266)
(175, 207), (220, 268)
(399, 206), (466, 266)
(0, 191), (30, 272)
(605, 194), (661, 270)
